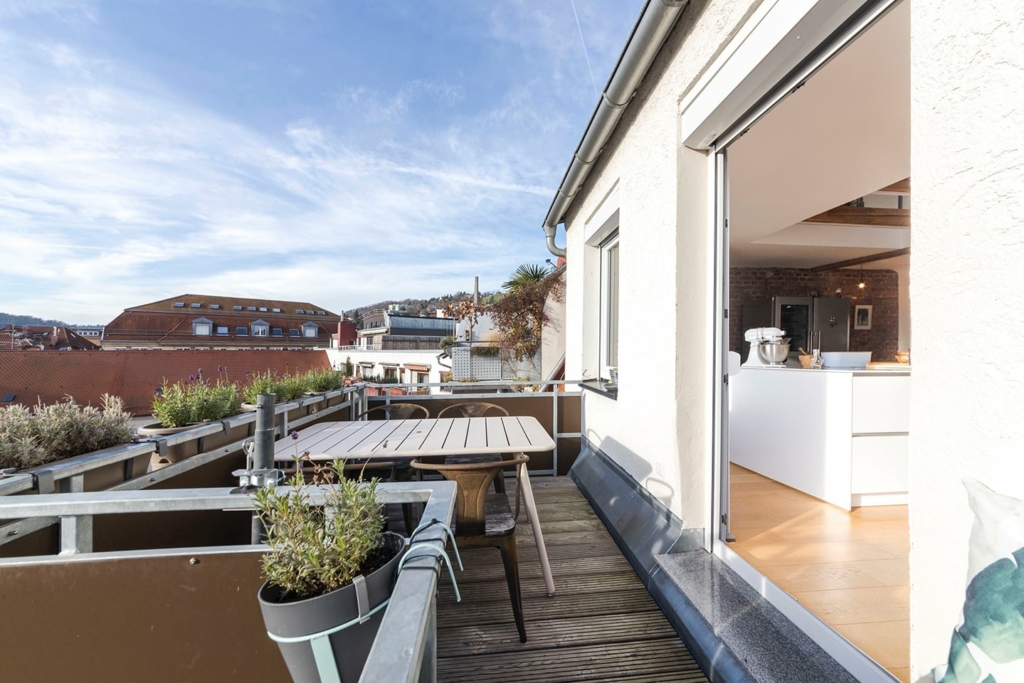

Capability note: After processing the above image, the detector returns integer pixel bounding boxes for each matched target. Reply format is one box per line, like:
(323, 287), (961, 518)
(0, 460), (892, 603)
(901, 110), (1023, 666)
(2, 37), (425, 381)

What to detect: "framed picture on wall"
(854, 305), (873, 330)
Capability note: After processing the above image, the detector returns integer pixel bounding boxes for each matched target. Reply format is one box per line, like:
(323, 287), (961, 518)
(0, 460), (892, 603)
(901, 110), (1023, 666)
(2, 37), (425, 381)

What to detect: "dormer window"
(259, 307), (268, 312)
(251, 320), (269, 337)
(317, 311), (326, 315)
(173, 302), (185, 308)
(289, 329), (300, 337)
(247, 306), (256, 312)
(305, 310), (313, 315)
(190, 303), (201, 309)
(233, 305), (242, 311)
(192, 318), (213, 336)
(302, 322), (319, 338)
(210, 304), (220, 310)
(295, 309), (303, 314)
(272, 328), (283, 337)
(272, 308), (281, 313)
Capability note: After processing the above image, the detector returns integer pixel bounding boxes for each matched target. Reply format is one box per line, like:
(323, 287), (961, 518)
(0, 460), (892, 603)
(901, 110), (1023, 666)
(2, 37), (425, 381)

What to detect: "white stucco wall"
(325, 348), (447, 390)
(909, 2), (1024, 677)
(563, 0), (761, 525)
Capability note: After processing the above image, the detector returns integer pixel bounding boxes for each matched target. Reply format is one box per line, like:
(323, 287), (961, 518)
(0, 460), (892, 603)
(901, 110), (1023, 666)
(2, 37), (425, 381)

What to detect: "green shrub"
(280, 374), (307, 401)
(0, 395), (133, 470)
(242, 371), (287, 404)
(254, 459), (385, 600)
(301, 368), (342, 393)
(152, 379), (242, 427)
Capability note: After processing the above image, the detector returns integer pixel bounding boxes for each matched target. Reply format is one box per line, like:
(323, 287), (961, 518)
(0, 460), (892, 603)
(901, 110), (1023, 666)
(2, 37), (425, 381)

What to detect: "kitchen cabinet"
(729, 367), (910, 509)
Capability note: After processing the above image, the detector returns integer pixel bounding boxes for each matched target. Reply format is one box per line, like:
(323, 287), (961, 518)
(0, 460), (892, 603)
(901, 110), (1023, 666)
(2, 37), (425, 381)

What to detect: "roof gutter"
(543, 0), (689, 257)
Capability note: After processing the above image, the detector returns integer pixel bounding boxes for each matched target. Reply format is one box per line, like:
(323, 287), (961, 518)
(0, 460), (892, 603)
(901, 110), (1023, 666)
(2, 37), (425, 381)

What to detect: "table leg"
(518, 463), (555, 596)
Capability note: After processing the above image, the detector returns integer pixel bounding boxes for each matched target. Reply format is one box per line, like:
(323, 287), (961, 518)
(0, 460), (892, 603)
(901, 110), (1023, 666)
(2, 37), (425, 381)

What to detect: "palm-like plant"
(502, 263), (550, 292)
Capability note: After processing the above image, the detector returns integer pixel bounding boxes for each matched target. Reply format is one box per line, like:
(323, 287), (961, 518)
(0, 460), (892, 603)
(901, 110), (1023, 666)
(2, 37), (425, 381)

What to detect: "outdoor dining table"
(275, 416), (557, 596)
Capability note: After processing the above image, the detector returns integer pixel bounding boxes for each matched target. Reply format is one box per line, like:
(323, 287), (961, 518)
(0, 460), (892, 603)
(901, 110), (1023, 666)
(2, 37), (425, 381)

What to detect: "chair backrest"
(360, 403), (429, 420)
(411, 455), (529, 537)
(437, 402), (509, 419)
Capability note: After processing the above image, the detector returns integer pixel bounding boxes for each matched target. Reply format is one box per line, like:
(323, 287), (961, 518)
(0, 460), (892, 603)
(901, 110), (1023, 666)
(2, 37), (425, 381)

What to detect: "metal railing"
(0, 479), (456, 683)
(364, 379), (584, 476)
(0, 386), (362, 545)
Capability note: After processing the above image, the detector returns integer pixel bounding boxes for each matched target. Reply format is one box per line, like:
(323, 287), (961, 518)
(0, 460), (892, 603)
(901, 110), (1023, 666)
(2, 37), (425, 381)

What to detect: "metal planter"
(258, 532), (405, 683)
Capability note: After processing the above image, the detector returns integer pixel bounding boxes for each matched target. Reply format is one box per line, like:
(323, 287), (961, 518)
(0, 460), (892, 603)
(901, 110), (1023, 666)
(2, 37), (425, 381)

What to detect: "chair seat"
(483, 492), (516, 537)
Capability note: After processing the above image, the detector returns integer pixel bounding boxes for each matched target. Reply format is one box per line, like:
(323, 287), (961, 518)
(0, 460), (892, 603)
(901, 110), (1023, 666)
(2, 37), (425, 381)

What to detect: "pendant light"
(858, 265), (866, 290)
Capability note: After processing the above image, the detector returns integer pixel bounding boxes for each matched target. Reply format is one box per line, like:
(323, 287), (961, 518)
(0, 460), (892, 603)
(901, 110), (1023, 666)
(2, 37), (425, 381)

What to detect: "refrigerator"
(740, 297), (850, 360)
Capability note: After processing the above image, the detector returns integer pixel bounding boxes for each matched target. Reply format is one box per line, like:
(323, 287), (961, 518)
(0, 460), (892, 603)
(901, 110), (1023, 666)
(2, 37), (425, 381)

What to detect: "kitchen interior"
(723, 3), (911, 681)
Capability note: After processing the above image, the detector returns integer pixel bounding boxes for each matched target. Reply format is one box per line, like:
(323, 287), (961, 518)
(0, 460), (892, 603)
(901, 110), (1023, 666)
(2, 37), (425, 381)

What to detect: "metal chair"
(411, 454), (530, 643)
(357, 403), (429, 421)
(437, 403), (510, 493)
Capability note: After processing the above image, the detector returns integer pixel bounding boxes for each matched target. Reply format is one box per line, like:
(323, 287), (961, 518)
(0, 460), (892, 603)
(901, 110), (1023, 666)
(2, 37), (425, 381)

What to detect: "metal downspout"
(543, 0), (688, 258)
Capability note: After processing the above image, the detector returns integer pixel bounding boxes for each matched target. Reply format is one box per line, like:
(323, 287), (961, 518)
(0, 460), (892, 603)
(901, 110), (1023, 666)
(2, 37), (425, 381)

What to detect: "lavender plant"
(242, 371), (288, 404)
(253, 458), (385, 600)
(152, 379), (242, 427)
(0, 395), (133, 470)
(300, 368), (343, 393)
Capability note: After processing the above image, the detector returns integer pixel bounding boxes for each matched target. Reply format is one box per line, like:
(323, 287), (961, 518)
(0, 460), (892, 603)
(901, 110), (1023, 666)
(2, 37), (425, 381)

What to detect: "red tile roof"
(103, 294), (342, 348)
(0, 325), (97, 351)
(0, 349), (332, 414)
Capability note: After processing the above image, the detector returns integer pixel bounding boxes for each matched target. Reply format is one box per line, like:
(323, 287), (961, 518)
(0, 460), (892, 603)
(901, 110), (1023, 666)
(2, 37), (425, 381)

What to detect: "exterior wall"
(909, 2), (1024, 677)
(563, 0), (761, 524)
(0, 349), (331, 413)
(327, 348), (447, 390)
(728, 267), (900, 360)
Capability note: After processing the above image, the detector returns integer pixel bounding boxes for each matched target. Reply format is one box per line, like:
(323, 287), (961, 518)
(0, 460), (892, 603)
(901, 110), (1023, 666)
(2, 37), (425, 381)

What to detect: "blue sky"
(0, 0), (643, 323)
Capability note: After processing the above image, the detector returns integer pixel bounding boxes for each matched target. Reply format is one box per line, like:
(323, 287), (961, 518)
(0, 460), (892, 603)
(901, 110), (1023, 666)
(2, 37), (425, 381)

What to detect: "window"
(296, 309), (303, 314)
(289, 329), (300, 337)
(192, 318), (213, 336)
(216, 326), (229, 336)
(251, 322), (269, 337)
(259, 307), (268, 312)
(272, 328), (283, 337)
(600, 231), (620, 379)
(247, 306), (256, 311)
(302, 323), (318, 338)
(272, 308), (281, 313)
(210, 304), (221, 310)
(236, 327), (248, 336)
(305, 309), (313, 315)
(233, 305), (242, 311)
(384, 367), (398, 380)
(173, 302), (185, 308)
(190, 303), (201, 309)
(317, 311), (326, 316)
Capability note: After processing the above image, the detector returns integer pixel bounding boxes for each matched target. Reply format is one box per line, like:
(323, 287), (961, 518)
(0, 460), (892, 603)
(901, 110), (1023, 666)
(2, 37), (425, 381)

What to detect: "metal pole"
(252, 393), (276, 543)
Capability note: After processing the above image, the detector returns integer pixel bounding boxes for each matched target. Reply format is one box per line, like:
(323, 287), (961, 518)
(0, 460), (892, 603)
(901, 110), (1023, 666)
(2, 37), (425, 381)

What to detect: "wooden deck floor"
(434, 476), (708, 683)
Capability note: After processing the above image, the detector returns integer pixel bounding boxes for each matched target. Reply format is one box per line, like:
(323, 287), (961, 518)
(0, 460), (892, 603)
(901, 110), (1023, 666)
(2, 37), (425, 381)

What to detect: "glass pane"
(606, 243), (619, 367)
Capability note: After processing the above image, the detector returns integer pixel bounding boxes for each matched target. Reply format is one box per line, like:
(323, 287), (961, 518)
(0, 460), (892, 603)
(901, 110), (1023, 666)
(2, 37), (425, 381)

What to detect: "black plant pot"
(259, 532), (405, 683)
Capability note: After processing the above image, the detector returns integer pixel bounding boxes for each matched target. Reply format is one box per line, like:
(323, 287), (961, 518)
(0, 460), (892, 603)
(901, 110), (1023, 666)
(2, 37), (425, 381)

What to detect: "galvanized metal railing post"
(252, 393), (276, 543)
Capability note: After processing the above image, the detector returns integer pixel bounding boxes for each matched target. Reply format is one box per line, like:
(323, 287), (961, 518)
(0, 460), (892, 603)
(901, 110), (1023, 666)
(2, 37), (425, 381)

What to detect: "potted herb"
(139, 378), (244, 464)
(254, 458), (404, 683)
(0, 395), (140, 491)
(241, 371), (288, 409)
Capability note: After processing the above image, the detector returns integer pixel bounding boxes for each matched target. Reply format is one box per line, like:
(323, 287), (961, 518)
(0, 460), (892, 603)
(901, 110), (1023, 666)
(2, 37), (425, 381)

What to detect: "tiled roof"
(126, 294), (339, 317)
(103, 312), (338, 345)
(0, 349), (332, 414)
(0, 325), (97, 351)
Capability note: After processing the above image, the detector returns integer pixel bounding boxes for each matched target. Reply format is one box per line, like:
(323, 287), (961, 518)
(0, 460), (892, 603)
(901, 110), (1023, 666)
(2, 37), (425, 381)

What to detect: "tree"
(502, 264), (550, 292)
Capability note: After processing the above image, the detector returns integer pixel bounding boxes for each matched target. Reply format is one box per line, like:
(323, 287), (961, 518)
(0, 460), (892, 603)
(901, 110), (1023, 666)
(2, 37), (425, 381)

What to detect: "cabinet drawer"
(852, 375), (911, 433)
(851, 434), (908, 494)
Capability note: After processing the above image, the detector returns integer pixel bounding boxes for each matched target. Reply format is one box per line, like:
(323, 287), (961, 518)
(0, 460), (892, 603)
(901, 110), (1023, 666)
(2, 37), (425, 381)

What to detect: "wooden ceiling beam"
(809, 247), (911, 272)
(877, 177), (910, 194)
(804, 206), (910, 228)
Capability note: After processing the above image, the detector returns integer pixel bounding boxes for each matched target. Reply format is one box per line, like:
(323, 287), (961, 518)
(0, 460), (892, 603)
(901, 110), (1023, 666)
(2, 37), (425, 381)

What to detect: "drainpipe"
(542, 0), (688, 258)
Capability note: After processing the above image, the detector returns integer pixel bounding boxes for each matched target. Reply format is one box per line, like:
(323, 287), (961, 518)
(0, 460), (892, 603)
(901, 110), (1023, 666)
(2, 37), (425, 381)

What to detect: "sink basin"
(821, 351), (872, 369)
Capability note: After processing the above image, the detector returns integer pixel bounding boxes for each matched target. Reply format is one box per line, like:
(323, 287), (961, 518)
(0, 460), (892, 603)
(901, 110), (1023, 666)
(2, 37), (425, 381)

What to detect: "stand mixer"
(743, 327), (791, 366)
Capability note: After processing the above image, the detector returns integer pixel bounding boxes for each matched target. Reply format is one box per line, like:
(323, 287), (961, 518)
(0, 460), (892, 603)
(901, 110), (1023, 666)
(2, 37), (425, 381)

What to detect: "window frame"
(599, 230), (620, 381)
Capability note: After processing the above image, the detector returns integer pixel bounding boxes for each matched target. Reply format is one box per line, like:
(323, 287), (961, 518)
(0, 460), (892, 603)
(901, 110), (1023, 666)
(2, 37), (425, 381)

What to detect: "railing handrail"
(0, 386), (363, 497)
(0, 480), (457, 683)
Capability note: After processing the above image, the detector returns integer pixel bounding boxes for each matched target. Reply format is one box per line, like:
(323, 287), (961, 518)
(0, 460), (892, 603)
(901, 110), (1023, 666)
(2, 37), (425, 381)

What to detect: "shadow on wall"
(584, 429), (677, 509)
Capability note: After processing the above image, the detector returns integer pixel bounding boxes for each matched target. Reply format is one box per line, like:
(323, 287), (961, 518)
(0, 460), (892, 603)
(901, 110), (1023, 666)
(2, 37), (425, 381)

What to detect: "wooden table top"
(274, 416), (555, 462)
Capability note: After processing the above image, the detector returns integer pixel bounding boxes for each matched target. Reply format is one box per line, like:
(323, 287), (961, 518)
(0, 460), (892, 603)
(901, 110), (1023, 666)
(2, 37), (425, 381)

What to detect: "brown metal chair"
(437, 403), (511, 493)
(358, 403), (429, 420)
(411, 454), (530, 643)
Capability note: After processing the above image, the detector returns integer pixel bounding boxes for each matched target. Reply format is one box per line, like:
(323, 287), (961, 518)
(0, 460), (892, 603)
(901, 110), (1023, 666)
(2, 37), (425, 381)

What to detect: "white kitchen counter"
(728, 366), (910, 509)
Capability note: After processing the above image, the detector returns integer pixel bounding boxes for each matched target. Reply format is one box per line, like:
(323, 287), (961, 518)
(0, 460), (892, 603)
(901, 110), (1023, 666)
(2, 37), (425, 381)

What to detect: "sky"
(0, 0), (644, 323)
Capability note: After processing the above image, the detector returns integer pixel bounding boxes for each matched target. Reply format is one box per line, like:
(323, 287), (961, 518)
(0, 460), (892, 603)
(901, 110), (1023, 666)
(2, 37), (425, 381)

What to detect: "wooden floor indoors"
(433, 476), (708, 683)
(728, 464), (910, 682)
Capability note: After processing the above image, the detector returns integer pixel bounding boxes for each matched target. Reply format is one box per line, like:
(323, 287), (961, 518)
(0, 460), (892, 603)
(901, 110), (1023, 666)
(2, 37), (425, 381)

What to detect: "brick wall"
(729, 268), (900, 361)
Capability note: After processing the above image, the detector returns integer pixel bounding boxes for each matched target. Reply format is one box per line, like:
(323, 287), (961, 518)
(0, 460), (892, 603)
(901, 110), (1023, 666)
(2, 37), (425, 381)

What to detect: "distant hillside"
(348, 291), (501, 326)
(0, 312), (70, 327)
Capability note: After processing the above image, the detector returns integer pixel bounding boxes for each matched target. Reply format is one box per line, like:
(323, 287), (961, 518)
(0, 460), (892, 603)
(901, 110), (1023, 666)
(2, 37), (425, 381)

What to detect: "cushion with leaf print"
(938, 479), (1024, 682)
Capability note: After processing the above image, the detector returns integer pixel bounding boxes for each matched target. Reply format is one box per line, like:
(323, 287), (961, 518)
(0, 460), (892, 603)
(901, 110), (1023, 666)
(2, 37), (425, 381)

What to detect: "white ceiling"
(727, 1), (910, 268)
